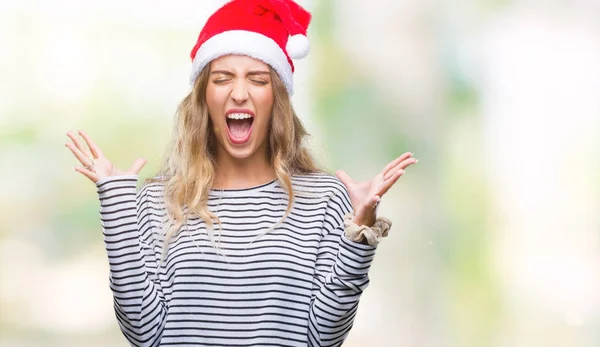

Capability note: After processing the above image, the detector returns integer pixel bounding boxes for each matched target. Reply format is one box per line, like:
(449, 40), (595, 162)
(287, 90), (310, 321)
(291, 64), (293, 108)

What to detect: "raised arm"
(308, 152), (417, 346)
(65, 130), (165, 346)
(97, 175), (166, 346)
(308, 183), (379, 347)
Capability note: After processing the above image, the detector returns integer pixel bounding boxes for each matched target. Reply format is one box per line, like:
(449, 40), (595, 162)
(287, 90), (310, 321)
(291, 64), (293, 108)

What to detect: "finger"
(381, 152), (413, 177)
(377, 169), (404, 197)
(384, 157), (418, 180)
(78, 130), (104, 158)
(66, 131), (92, 158)
(335, 170), (354, 187)
(74, 165), (99, 183)
(128, 158), (147, 174)
(65, 142), (95, 167)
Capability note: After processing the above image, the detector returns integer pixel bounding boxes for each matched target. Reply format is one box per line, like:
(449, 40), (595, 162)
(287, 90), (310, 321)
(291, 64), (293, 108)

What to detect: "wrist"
(352, 218), (373, 228)
(344, 212), (393, 246)
(352, 211), (376, 227)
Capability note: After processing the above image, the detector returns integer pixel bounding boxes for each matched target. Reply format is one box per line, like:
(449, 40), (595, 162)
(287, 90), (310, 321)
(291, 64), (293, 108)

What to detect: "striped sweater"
(96, 172), (381, 347)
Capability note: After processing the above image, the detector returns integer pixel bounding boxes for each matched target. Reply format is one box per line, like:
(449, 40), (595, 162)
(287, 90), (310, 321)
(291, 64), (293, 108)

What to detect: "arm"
(96, 174), (166, 347)
(308, 182), (379, 347)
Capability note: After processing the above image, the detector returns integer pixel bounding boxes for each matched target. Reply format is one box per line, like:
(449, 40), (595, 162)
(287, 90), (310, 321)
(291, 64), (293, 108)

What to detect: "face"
(206, 54), (275, 163)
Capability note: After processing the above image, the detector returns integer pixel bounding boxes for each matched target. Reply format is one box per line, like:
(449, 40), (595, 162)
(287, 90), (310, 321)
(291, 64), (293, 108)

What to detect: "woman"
(65, 0), (417, 346)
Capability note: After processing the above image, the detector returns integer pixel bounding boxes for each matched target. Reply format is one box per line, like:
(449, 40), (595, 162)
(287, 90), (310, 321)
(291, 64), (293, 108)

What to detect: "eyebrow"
(210, 70), (270, 76)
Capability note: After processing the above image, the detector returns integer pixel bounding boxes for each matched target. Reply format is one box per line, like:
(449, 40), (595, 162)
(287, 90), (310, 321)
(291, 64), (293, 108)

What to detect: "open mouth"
(225, 113), (254, 144)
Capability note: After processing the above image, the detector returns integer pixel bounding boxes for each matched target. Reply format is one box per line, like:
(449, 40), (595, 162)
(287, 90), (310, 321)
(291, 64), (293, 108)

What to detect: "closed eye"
(213, 78), (231, 84)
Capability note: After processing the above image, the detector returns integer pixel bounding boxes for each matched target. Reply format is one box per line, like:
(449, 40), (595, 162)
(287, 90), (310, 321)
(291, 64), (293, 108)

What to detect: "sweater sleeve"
(96, 174), (166, 347)
(307, 182), (379, 347)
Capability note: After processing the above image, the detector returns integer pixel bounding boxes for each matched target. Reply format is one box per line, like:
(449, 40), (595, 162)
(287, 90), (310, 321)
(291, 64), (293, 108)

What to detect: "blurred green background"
(1, 0), (599, 346)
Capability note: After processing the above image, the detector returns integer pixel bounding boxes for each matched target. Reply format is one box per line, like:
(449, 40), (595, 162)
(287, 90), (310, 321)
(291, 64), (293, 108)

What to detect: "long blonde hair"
(145, 63), (323, 260)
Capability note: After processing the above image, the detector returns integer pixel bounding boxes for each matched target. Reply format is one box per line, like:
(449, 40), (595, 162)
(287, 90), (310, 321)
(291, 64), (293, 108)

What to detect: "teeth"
(226, 113), (253, 120)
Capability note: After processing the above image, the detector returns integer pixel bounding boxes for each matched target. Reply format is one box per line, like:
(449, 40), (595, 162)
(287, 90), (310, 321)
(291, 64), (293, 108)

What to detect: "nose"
(230, 80), (249, 104)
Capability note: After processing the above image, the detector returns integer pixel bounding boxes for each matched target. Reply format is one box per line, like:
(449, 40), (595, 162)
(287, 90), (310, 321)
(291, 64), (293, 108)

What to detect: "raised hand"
(65, 130), (147, 184)
(335, 152), (417, 227)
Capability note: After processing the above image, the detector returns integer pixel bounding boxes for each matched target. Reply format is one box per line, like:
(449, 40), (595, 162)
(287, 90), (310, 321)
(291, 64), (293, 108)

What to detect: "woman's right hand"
(65, 130), (147, 184)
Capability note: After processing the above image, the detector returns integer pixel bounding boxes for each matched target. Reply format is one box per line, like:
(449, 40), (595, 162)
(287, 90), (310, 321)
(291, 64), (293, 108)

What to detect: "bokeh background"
(1, 0), (599, 346)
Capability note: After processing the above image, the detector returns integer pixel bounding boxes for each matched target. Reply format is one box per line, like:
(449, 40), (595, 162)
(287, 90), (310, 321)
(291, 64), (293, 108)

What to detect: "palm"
(92, 157), (134, 177)
(65, 130), (147, 183)
(344, 179), (378, 211)
(335, 152), (417, 226)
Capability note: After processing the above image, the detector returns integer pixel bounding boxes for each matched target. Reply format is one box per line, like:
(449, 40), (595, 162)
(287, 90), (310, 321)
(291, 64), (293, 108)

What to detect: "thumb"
(335, 169), (354, 187)
(128, 158), (147, 174)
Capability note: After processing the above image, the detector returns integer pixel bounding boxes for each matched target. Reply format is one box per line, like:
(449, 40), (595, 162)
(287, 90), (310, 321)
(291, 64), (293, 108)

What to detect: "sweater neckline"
(208, 178), (278, 196)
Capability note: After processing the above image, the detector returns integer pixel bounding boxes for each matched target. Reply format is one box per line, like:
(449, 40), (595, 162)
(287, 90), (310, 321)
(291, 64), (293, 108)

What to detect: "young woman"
(65, 0), (417, 346)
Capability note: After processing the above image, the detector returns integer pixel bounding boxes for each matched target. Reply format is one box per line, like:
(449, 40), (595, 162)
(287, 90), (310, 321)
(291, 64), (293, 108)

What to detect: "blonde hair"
(145, 63), (324, 261)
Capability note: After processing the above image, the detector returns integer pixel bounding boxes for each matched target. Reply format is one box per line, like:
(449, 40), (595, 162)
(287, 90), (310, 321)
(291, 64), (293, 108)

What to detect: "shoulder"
(292, 171), (345, 191)
(138, 176), (167, 205)
(291, 171), (351, 204)
(140, 177), (164, 191)
(292, 172), (353, 222)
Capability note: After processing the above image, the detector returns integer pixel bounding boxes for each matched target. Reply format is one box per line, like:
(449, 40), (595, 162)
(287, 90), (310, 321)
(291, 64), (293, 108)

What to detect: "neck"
(212, 150), (276, 190)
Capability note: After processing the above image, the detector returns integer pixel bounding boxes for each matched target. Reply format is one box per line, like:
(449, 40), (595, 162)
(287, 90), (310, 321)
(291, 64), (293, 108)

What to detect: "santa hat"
(189, 0), (311, 95)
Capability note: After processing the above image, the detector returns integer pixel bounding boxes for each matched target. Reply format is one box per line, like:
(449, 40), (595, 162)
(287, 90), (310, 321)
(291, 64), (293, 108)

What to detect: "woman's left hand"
(335, 152), (418, 227)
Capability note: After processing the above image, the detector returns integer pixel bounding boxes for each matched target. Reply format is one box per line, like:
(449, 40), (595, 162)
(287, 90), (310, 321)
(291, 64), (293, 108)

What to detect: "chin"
(223, 141), (257, 160)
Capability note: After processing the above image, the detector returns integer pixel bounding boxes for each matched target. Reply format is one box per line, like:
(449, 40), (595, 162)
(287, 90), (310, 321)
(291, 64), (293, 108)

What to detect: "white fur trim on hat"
(189, 30), (294, 95)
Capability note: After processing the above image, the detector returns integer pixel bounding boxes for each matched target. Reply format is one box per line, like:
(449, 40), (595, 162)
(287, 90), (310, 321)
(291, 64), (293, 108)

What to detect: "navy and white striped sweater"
(96, 172), (380, 347)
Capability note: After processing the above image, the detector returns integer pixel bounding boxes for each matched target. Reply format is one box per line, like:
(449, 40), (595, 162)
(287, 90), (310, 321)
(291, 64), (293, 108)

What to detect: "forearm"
(308, 234), (377, 347)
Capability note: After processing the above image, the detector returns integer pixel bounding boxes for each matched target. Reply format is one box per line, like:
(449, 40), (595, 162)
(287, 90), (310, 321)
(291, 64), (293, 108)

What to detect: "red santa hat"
(189, 0), (311, 95)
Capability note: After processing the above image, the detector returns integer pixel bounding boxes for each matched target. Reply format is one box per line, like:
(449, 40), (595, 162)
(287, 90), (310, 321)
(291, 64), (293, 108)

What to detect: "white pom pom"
(286, 34), (310, 59)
